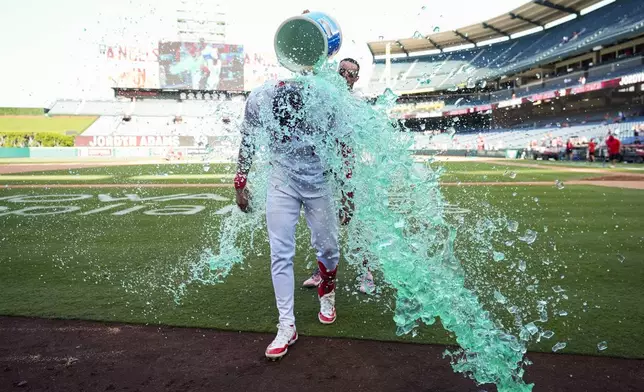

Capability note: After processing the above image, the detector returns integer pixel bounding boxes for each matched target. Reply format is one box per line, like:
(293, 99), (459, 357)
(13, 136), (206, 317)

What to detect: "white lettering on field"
(9, 206), (82, 216)
(80, 204), (126, 215)
(143, 205), (205, 216)
(213, 205), (236, 215)
(7, 194), (93, 203)
(111, 205), (147, 216)
(0, 195), (25, 201)
(156, 193), (229, 202)
(97, 194), (144, 202)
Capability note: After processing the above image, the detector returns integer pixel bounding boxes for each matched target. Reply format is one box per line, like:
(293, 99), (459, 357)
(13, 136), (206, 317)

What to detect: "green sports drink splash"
(177, 59), (533, 391)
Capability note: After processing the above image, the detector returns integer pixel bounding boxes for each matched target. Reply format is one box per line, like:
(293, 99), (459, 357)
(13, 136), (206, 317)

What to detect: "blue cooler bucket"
(274, 11), (342, 72)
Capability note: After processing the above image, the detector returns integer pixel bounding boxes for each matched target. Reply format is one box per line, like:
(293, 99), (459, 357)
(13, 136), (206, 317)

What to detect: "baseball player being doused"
(234, 79), (354, 359)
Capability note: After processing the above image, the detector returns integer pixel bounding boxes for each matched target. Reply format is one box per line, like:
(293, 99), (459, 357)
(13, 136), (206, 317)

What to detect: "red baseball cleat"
(318, 291), (336, 324)
(265, 324), (298, 359)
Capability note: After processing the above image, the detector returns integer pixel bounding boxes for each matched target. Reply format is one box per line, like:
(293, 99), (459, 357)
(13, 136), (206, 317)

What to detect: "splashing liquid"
(178, 60), (532, 391)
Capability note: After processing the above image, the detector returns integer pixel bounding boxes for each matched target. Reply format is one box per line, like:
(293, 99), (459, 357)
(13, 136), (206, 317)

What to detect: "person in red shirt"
(588, 139), (596, 162)
(605, 134), (621, 167)
(566, 139), (574, 161)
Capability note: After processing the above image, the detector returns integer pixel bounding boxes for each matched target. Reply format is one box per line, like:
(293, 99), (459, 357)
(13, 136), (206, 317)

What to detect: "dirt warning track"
(1, 316), (643, 392)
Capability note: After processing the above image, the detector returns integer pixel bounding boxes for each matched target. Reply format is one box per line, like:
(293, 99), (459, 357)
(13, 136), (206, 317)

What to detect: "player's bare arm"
(234, 128), (256, 213)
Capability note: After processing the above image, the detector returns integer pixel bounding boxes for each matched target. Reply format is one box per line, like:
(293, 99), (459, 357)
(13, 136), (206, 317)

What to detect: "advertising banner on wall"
(75, 135), (239, 149)
(243, 52), (291, 91)
(100, 42), (160, 89)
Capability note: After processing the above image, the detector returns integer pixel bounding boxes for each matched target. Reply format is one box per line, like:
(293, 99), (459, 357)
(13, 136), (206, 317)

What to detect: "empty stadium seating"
(48, 99), (244, 119)
(80, 115), (240, 137)
(370, 0), (644, 94)
(411, 119), (644, 152)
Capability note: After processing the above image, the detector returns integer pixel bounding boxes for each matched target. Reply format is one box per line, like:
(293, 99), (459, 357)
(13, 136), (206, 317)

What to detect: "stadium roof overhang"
(367, 0), (607, 57)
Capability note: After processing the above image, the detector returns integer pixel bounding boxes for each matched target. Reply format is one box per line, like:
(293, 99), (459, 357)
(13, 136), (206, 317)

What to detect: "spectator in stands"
(566, 139), (574, 161)
(606, 133), (621, 167)
(588, 139), (596, 162)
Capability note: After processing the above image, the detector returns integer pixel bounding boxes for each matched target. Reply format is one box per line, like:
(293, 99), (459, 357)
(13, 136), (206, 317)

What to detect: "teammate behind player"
(301, 58), (375, 294)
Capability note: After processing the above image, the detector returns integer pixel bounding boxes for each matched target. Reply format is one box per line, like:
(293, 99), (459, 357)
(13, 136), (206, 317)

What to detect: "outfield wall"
(0, 147), (519, 160)
(0, 147), (235, 161)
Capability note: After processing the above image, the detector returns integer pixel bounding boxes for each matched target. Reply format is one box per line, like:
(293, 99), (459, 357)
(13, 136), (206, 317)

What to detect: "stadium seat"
(369, 0), (644, 95)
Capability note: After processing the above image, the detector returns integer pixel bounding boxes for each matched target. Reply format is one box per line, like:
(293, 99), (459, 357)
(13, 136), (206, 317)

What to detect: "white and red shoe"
(265, 324), (298, 359)
(317, 261), (337, 324)
(302, 268), (322, 288)
(318, 291), (336, 324)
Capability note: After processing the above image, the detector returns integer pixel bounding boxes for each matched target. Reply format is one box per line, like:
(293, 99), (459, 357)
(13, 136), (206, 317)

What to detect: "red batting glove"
(234, 173), (247, 190)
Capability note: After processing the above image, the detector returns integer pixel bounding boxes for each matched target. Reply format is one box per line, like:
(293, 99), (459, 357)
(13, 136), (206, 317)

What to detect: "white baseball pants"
(265, 173), (340, 326)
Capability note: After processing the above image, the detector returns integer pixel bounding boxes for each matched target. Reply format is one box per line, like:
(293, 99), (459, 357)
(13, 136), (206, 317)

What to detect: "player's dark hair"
(272, 83), (304, 129)
(340, 58), (360, 72)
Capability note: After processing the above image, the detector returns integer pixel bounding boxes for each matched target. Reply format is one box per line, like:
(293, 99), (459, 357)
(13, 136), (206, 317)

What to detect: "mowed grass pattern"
(0, 161), (627, 185)
(0, 116), (97, 135)
(0, 174), (642, 358)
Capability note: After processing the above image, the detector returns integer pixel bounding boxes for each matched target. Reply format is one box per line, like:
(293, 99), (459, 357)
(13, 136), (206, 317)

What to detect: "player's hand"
(236, 188), (252, 213)
(339, 193), (354, 226)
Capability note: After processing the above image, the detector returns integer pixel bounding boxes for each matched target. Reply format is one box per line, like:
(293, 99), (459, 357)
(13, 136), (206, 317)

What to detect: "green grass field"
(0, 160), (631, 184)
(0, 161), (643, 360)
(0, 116), (97, 135)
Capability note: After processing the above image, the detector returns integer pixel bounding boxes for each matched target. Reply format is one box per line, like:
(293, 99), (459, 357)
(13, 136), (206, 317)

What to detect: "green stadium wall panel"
(0, 148), (30, 158)
(29, 147), (78, 158)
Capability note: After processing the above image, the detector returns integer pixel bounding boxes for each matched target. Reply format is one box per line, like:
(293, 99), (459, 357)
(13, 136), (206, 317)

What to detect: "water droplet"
(494, 290), (507, 304)
(505, 240), (515, 247)
(203, 164), (211, 172)
(533, 197), (539, 203)
(433, 26), (440, 33)
(413, 31), (423, 39)
(507, 220), (519, 233)
(377, 88), (398, 106)
(617, 254), (625, 263)
(518, 259), (526, 272)
(597, 341), (608, 351)
(507, 305), (519, 314)
(448, 127), (456, 139)
(541, 330), (554, 339)
(552, 342), (567, 352)
(518, 229), (537, 245)
(555, 180), (565, 190)
(493, 251), (505, 262)
(552, 285), (565, 293)
(525, 322), (538, 335)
